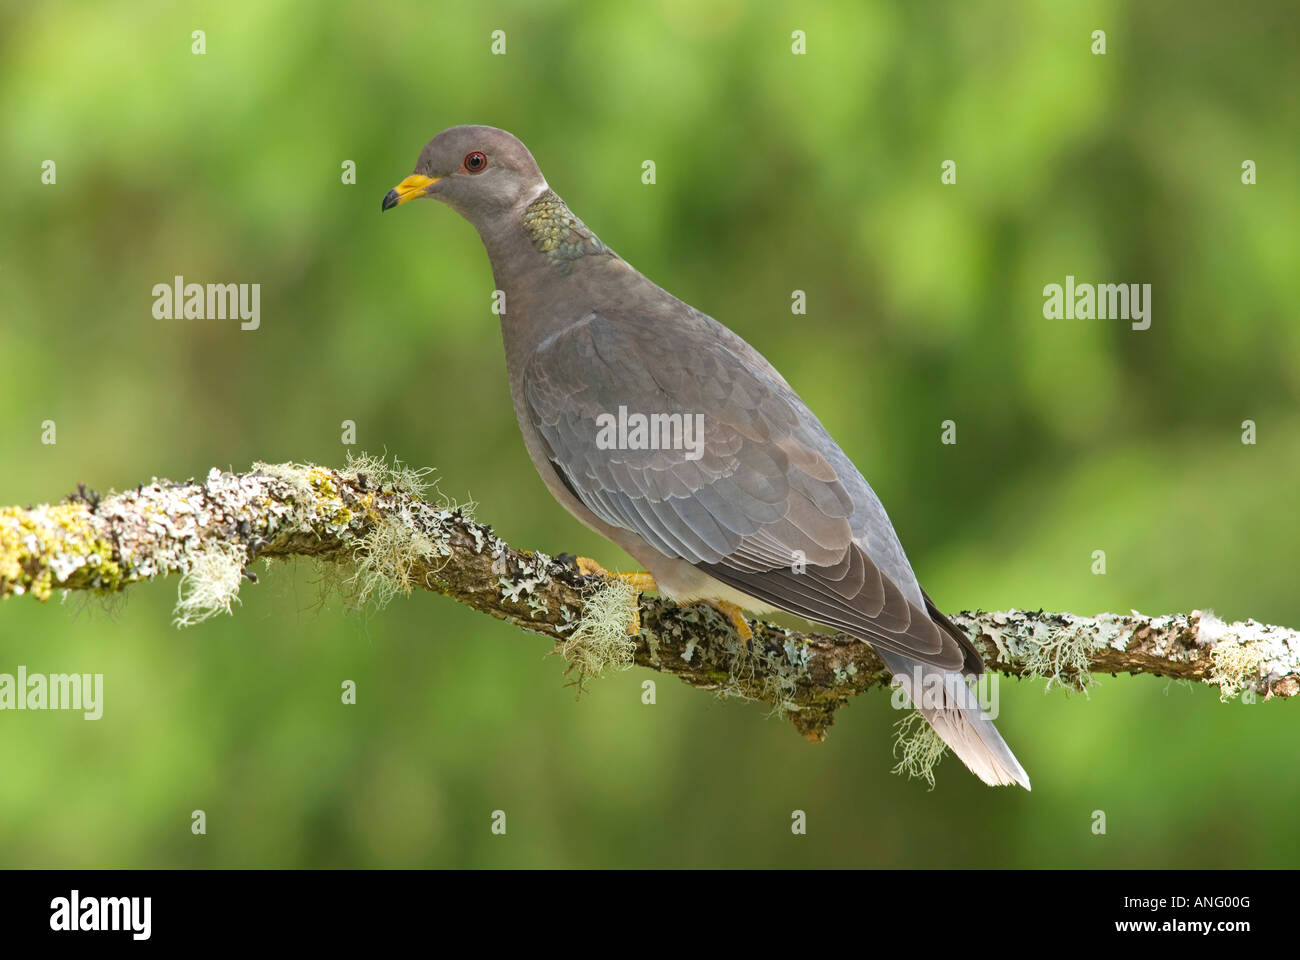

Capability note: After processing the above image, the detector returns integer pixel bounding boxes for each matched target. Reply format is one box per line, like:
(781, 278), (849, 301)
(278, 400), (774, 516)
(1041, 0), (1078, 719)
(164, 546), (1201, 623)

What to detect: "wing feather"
(524, 311), (968, 671)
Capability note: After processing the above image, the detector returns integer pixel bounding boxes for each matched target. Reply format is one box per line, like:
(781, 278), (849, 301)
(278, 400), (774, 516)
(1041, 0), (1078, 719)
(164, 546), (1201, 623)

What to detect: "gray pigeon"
(384, 125), (1030, 789)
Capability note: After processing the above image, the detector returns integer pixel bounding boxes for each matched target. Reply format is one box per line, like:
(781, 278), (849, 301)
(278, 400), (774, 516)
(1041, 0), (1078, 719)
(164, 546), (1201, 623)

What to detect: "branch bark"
(2, 460), (1296, 740)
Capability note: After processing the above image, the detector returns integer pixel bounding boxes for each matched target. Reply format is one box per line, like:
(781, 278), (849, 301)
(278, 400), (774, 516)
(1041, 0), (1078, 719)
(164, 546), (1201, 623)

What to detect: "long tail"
(877, 648), (1031, 790)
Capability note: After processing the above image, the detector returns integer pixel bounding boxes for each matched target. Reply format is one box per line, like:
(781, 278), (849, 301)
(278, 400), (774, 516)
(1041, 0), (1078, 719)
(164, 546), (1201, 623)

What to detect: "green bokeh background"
(1, 0), (1297, 867)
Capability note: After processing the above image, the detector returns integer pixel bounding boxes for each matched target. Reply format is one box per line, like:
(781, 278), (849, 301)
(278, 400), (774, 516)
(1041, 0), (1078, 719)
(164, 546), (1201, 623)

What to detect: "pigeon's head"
(382, 125), (547, 226)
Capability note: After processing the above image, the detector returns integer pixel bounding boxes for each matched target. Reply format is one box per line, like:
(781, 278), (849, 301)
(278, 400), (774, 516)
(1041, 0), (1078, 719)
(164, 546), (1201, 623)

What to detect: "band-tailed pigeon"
(384, 125), (1029, 789)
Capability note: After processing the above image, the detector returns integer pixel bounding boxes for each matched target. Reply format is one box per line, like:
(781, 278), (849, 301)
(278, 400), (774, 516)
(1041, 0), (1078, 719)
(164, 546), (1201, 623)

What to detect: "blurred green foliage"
(1, 0), (1297, 867)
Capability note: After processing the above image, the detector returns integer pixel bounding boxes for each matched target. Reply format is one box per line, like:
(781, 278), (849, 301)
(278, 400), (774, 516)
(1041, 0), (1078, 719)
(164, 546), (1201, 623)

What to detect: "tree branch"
(3, 460), (1296, 740)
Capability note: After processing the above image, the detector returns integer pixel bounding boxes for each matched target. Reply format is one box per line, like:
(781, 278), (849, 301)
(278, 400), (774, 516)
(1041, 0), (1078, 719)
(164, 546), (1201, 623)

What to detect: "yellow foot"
(702, 599), (753, 644)
(575, 557), (657, 591)
(575, 557), (657, 635)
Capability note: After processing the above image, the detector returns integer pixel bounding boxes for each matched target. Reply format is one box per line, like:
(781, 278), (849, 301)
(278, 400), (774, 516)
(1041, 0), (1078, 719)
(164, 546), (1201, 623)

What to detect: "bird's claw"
(575, 557), (657, 635)
(702, 599), (753, 646)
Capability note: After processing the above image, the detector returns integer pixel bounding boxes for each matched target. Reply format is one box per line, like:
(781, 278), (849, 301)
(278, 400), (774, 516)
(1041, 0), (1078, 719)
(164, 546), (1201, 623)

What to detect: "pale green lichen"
(340, 451), (438, 503)
(720, 649), (758, 703)
(1196, 610), (1282, 701)
(173, 540), (247, 626)
(253, 456), (467, 614)
(1208, 640), (1267, 701)
(758, 634), (816, 716)
(554, 603), (578, 633)
(758, 670), (799, 718)
(493, 549), (556, 621)
(1022, 622), (1097, 695)
(694, 618), (812, 710)
(783, 638), (812, 671)
(346, 513), (446, 609)
(891, 711), (948, 789)
(498, 576), (535, 604)
(968, 611), (1099, 693)
(253, 460), (316, 503)
(557, 580), (639, 683)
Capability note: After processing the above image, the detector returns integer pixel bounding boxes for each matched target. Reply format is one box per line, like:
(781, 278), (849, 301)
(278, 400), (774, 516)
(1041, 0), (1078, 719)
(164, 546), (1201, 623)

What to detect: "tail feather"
(878, 648), (1031, 790)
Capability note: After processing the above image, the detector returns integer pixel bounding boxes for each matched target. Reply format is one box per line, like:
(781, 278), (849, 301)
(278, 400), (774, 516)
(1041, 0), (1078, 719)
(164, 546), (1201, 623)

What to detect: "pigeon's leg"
(575, 557), (657, 635)
(701, 599), (753, 644)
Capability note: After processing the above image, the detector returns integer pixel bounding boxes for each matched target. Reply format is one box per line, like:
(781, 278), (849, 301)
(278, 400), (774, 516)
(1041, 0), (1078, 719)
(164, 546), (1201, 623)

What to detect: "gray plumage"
(384, 125), (1029, 789)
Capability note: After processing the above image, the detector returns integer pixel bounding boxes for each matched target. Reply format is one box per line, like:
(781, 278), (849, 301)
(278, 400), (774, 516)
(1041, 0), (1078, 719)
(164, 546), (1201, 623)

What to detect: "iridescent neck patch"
(521, 191), (612, 274)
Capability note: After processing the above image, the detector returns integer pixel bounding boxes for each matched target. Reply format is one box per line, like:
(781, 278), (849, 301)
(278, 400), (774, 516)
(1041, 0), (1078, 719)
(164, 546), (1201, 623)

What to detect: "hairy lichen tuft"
(1022, 622), (1097, 695)
(174, 541), (247, 626)
(891, 711), (948, 789)
(347, 514), (445, 609)
(557, 580), (639, 685)
(341, 451), (439, 503)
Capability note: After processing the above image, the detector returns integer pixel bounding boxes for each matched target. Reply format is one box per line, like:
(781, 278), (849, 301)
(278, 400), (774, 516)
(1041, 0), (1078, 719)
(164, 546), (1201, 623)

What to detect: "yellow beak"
(382, 174), (441, 211)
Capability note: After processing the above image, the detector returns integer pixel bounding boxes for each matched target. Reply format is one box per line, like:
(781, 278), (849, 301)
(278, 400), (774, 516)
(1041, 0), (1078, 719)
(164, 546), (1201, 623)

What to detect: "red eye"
(464, 151), (487, 173)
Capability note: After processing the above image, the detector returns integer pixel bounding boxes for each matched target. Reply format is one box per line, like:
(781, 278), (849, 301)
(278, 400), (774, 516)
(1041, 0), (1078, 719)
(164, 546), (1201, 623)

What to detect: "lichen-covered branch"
(2, 458), (1296, 742)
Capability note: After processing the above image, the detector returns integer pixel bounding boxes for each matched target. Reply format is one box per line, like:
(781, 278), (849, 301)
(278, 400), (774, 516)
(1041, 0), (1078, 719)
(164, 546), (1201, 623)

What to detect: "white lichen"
(174, 541), (247, 627)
